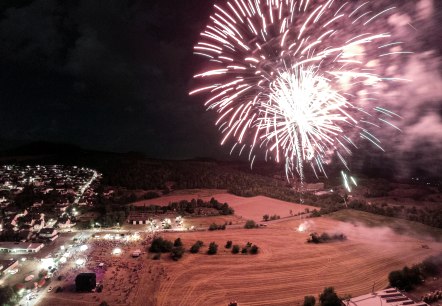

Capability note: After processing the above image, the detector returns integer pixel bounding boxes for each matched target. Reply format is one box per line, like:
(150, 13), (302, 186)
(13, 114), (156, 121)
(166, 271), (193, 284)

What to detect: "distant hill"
(0, 141), (85, 156)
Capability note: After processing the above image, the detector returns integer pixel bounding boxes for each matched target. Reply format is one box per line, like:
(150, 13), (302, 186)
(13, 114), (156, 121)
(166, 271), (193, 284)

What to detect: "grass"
(327, 209), (442, 242)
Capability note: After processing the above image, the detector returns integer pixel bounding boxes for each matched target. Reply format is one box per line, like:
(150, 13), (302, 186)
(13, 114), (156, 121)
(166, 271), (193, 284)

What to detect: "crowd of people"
(80, 233), (153, 304)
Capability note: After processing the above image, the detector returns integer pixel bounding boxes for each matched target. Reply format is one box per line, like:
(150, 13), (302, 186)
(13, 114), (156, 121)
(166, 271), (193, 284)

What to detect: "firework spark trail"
(191, 0), (407, 182)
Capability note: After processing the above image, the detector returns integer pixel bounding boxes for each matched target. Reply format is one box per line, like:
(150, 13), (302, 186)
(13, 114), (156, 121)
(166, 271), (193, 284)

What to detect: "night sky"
(1, 0), (442, 178)
(0, 0), (220, 159)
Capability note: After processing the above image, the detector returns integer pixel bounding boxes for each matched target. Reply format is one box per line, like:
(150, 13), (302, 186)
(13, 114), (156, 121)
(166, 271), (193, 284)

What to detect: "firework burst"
(191, 0), (406, 182)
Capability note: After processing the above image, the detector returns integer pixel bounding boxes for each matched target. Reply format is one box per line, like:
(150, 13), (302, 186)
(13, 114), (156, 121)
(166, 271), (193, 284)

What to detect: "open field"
(132, 190), (317, 221)
(152, 216), (441, 306)
(38, 196), (442, 306)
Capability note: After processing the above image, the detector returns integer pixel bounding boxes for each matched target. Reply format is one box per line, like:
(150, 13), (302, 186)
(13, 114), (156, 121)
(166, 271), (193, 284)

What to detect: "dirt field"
(38, 193), (442, 306)
(149, 216), (442, 306)
(132, 190), (317, 221)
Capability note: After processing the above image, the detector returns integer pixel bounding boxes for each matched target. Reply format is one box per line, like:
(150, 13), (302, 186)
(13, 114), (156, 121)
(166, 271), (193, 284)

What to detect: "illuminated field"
(38, 207), (442, 306)
(154, 216), (441, 306)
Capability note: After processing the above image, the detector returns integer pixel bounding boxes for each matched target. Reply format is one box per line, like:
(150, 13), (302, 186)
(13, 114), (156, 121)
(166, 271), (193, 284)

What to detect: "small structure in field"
(344, 288), (428, 306)
(75, 272), (96, 292)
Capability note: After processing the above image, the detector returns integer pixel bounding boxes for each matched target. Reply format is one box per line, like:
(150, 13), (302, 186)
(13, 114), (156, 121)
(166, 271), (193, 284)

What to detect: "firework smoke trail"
(190, 0), (406, 182)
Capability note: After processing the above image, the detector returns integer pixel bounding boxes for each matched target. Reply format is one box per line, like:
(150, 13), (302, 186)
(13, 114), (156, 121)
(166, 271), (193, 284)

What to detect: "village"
(0, 165), (101, 302)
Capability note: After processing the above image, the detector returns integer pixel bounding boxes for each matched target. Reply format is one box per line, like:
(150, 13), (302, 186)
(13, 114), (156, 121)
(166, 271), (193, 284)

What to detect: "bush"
(311, 209), (321, 217)
(208, 242), (218, 255)
(389, 265), (422, 291)
(307, 232), (346, 244)
(0, 286), (17, 306)
(149, 237), (174, 253)
(225, 241), (233, 249)
(232, 245), (240, 254)
(303, 295), (316, 306)
(174, 238), (183, 247)
(389, 270), (408, 290)
(244, 220), (257, 229)
(250, 245), (259, 254)
(209, 223), (226, 231)
(263, 214), (269, 221)
(307, 233), (321, 243)
(320, 233), (330, 241)
(170, 246), (185, 261)
(319, 287), (341, 306)
(241, 247), (248, 254)
(421, 257), (439, 277)
(190, 240), (204, 254)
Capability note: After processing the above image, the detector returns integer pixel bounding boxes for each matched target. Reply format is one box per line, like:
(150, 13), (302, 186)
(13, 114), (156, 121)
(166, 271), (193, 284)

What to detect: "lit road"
(74, 170), (98, 205)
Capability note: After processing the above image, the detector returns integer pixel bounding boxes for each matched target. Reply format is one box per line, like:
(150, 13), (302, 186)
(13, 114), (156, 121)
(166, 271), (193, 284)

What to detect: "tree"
(389, 270), (406, 288)
(232, 245), (240, 254)
(308, 233), (321, 243)
(174, 238), (183, 247)
(244, 220), (256, 229)
(209, 223), (218, 231)
(149, 237), (173, 253)
(250, 245), (259, 254)
(190, 241), (204, 253)
(208, 242), (218, 255)
(319, 287), (341, 306)
(170, 246), (185, 261)
(403, 265), (422, 287)
(421, 257), (439, 277)
(263, 214), (270, 221)
(388, 265), (422, 291)
(0, 286), (16, 306)
(225, 240), (233, 249)
(304, 295), (316, 306)
(241, 247), (248, 254)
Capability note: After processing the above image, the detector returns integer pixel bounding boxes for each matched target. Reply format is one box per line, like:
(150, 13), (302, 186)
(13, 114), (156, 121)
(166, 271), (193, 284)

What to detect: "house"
(39, 228), (58, 241)
(304, 182), (325, 192)
(56, 217), (75, 229)
(33, 219), (45, 232)
(344, 288), (428, 306)
(128, 212), (150, 224)
(32, 201), (43, 208)
(0, 242), (44, 253)
(0, 259), (19, 275)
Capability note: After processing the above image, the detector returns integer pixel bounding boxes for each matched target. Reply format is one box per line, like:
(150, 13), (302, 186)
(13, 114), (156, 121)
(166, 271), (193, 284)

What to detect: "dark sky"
(0, 0), (223, 159)
(0, 0), (441, 178)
